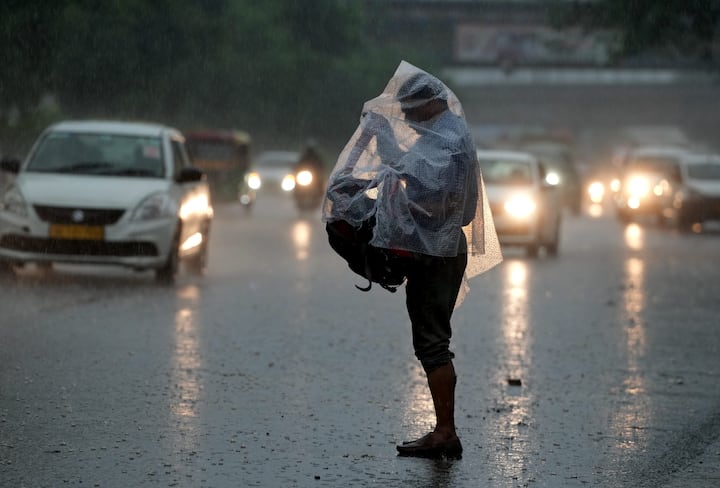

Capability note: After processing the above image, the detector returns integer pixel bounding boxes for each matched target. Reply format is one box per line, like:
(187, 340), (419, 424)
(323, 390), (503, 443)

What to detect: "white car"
(244, 150), (298, 196)
(477, 149), (562, 257)
(0, 120), (213, 282)
(661, 153), (720, 231)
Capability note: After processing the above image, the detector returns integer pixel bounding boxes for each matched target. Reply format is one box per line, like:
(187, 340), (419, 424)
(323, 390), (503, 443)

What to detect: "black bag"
(326, 217), (406, 292)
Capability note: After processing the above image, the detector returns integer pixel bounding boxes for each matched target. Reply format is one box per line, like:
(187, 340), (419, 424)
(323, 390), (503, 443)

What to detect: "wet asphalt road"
(1, 194), (720, 488)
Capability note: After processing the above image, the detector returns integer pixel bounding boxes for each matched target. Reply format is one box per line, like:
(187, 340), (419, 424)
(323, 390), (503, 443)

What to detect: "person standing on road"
(323, 61), (501, 459)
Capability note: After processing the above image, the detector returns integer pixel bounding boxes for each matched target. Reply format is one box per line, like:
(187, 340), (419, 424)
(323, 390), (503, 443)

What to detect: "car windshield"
(627, 156), (678, 174)
(687, 162), (720, 180)
(520, 145), (576, 175)
(479, 158), (534, 185)
(256, 151), (298, 168)
(26, 132), (165, 178)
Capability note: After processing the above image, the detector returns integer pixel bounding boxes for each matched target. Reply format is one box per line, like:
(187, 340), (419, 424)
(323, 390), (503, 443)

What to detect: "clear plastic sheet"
(323, 61), (502, 306)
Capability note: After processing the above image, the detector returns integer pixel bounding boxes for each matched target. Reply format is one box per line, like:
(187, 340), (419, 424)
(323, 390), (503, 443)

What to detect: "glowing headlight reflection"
(180, 232), (203, 252)
(179, 194), (210, 219)
(626, 177), (650, 197)
(624, 223), (644, 250)
(588, 181), (605, 203)
(247, 172), (261, 190)
(281, 174), (296, 192)
(545, 172), (560, 186)
(504, 195), (536, 218)
(654, 179), (670, 196)
(292, 220), (311, 261)
(296, 170), (313, 186)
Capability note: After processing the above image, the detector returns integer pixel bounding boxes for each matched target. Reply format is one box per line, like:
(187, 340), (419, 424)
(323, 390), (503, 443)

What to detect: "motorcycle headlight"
(131, 192), (178, 221)
(247, 172), (261, 190)
(296, 170), (313, 186)
(0, 186), (28, 217)
(504, 195), (536, 218)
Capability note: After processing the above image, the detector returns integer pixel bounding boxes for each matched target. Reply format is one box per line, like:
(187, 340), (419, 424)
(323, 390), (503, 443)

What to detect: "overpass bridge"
(445, 67), (720, 167)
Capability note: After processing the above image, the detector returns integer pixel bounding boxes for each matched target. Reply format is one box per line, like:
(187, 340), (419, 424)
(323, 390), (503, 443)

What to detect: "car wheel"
(546, 219), (561, 257)
(185, 234), (209, 276)
(156, 231), (180, 285)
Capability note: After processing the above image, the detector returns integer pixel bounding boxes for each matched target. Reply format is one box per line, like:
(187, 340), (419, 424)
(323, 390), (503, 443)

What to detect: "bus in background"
(185, 129), (251, 202)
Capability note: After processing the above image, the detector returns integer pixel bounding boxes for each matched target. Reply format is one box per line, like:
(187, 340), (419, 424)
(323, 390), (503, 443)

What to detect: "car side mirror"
(176, 167), (205, 183)
(0, 158), (21, 174)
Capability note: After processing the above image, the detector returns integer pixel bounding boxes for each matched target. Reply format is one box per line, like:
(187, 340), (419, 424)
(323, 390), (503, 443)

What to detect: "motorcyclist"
(293, 140), (326, 211)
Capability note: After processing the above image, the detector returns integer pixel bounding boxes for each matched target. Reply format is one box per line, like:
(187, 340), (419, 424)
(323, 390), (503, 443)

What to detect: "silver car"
(0, 120), (213, 282)
(244, 150), (298, 195)
(477, 149), (562, 257)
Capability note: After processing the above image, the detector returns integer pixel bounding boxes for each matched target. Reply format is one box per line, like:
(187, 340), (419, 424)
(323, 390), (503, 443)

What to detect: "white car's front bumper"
(0, 210), (176, 270)
(492, 213), (540, 246)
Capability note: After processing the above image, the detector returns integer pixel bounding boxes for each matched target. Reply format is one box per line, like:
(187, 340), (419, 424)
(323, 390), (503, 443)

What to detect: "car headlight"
(587, 181), (605, 203)
(131, 192), (178, 221)
(0, 186), (28, 217)
(281, 174), (296, 192)
(626, 176), (650, 198)
(247, 172), (261, 190)
(545, 171), (561, 186)
(296, 170), (313, 186)
(504, 195), (536, 218)
(654, 179), (671, 197)
(179, 193), (210, 220)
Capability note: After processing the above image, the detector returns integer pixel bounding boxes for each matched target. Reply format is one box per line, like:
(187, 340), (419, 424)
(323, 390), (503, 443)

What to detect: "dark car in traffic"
(661, 153), (720, 231)
(612, 145), (689, 224)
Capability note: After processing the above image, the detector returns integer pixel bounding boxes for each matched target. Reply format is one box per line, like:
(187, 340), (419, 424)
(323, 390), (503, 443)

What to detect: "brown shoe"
(396, 432), (463, 459)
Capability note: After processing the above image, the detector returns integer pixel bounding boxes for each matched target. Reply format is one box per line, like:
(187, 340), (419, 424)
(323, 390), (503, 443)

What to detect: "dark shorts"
(403, 252), (467, 373)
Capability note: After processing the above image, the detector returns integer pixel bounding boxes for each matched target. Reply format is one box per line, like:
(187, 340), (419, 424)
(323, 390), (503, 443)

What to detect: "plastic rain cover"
(323, 61), (502, 307)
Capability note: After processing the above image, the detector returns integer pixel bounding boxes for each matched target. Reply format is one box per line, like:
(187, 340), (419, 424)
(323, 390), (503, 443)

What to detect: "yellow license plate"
(49, 224), (105, 240)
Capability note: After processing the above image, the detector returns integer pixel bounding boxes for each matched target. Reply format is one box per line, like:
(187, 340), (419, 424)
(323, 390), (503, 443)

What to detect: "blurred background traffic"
(2, 5), (720, 484)
(2, 0), (719, 238)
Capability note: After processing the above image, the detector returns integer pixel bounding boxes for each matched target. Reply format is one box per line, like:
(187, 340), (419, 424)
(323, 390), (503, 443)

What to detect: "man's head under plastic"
(397, 73), (449, 121)
(397, 73), (448, 107)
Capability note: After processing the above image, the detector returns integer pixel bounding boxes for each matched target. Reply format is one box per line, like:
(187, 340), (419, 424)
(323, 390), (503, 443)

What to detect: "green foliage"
(0, 0), (416, 154)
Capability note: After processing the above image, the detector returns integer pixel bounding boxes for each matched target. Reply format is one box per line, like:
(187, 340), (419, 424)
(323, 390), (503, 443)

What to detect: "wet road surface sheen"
(1, 195), (719, 487)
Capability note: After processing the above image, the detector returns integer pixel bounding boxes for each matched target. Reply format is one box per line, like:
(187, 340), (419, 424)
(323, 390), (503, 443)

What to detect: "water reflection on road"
(291, 219), (312, 261)
(610, 224), (651, 455)
(169, 283), (203, 467)
(492, 259), (534, 481)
